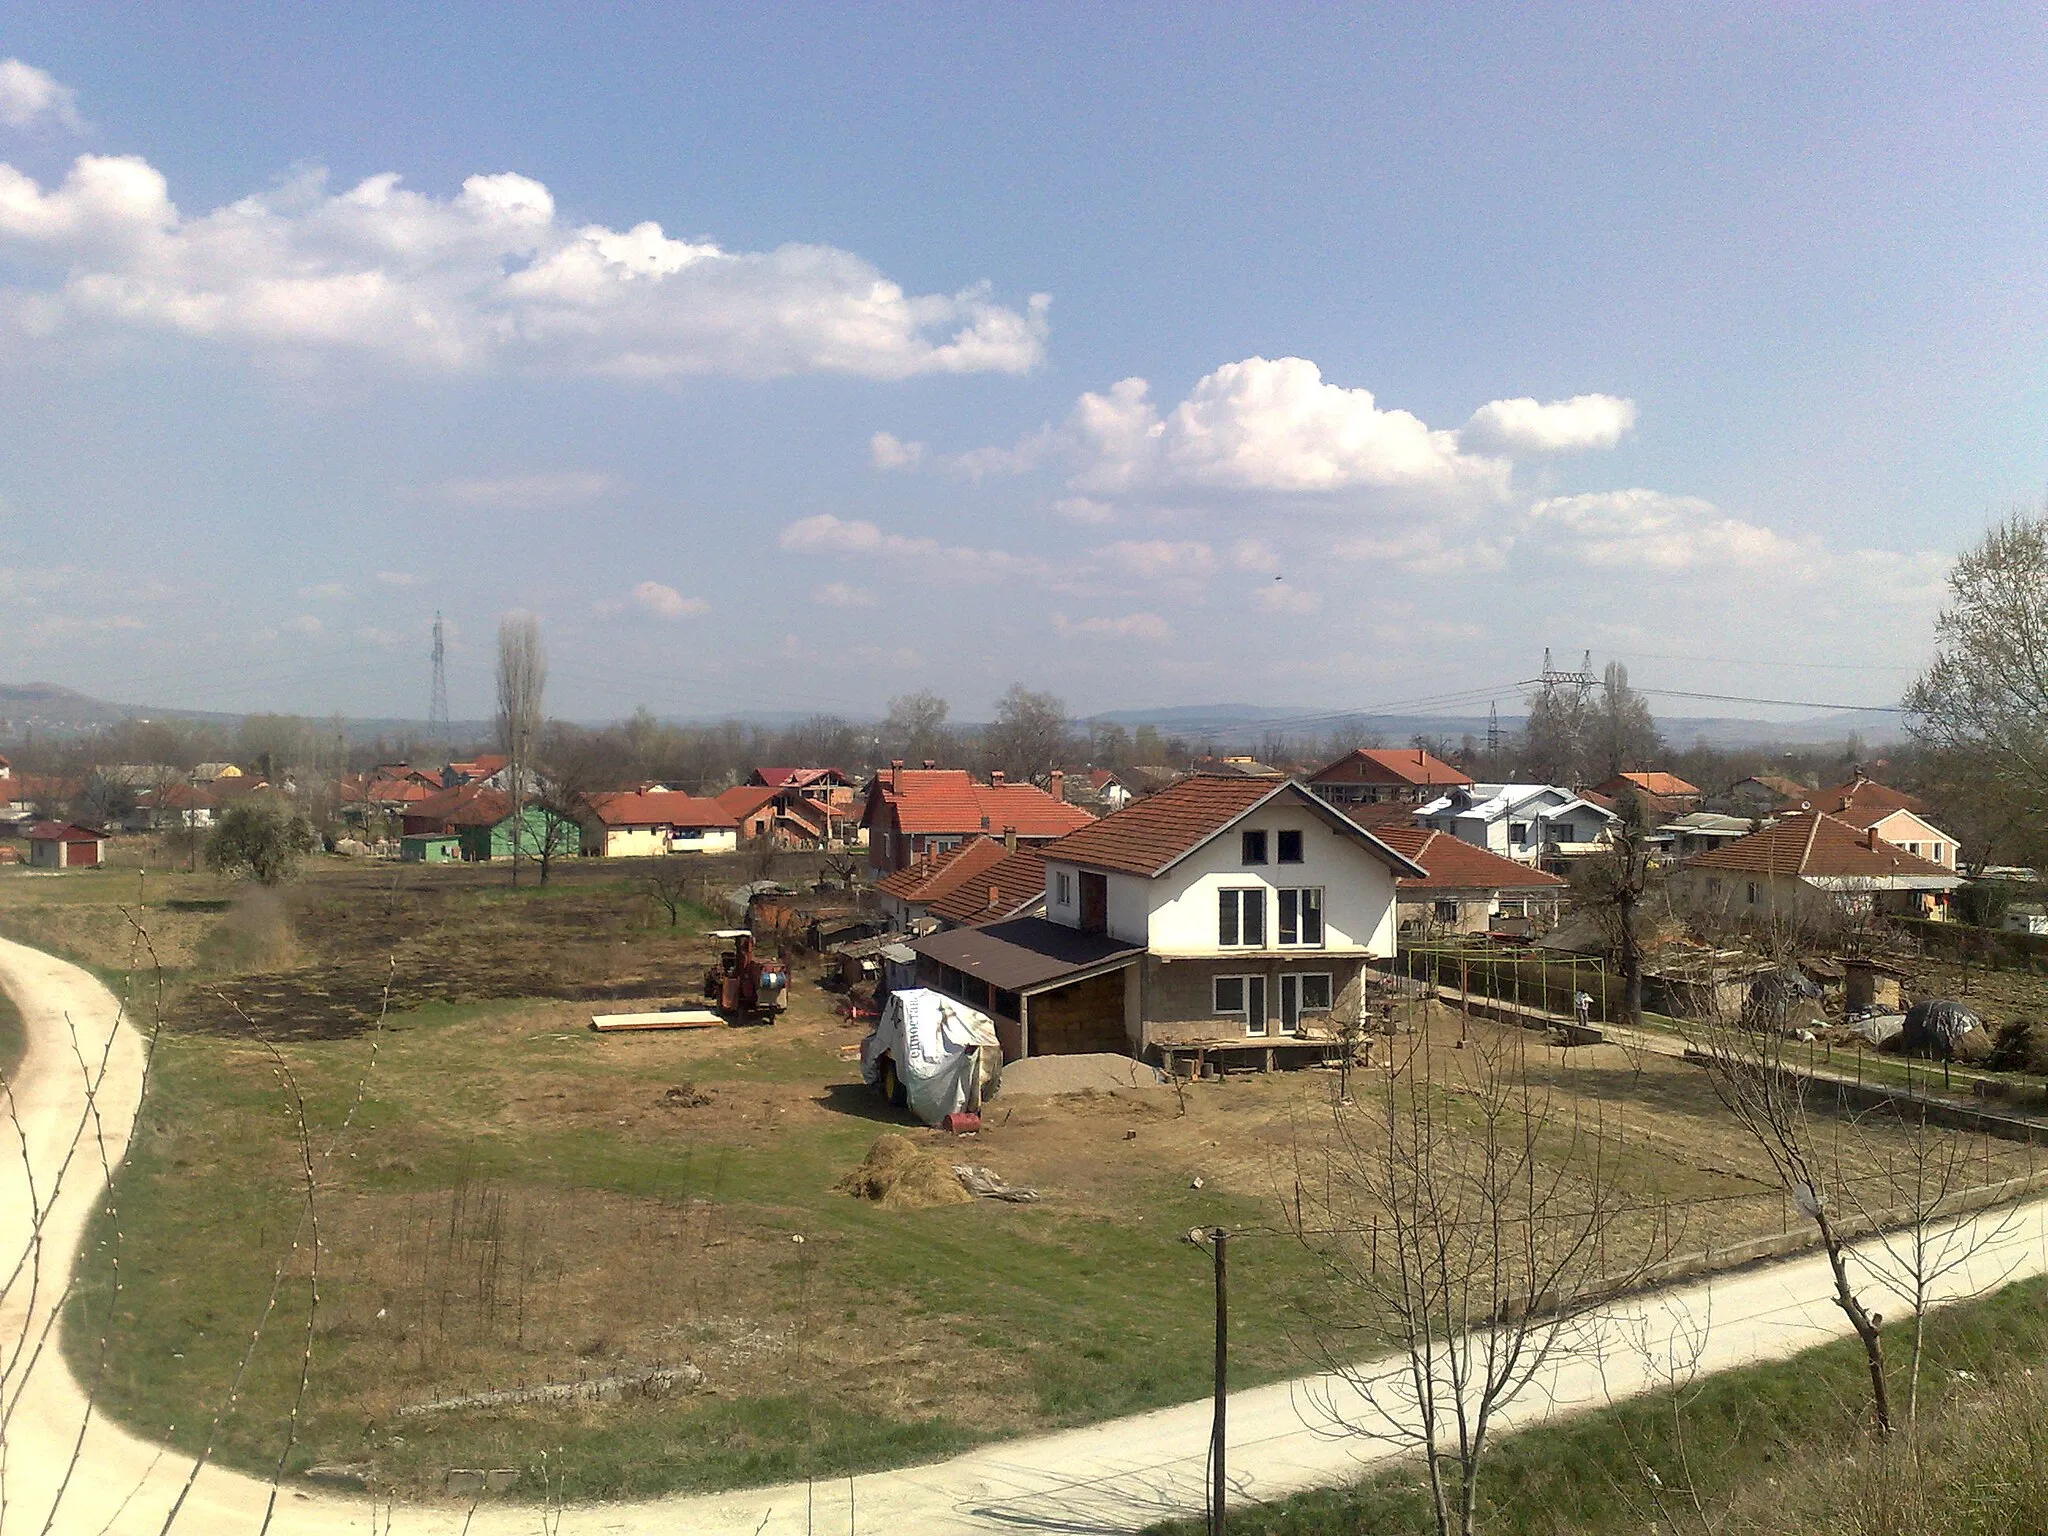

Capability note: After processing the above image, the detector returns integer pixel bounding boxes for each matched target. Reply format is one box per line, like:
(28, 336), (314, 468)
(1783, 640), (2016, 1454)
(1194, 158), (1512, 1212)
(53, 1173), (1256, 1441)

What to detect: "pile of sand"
(836, 1134), (973, 1210)
(997, 1053), (1167, 1097)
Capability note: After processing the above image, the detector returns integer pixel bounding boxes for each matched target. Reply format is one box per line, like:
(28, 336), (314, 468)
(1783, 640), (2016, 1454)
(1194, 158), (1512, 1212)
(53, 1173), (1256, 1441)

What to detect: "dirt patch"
(998, 1053), (1167, 1096)
(836, 1134), (973, 1209)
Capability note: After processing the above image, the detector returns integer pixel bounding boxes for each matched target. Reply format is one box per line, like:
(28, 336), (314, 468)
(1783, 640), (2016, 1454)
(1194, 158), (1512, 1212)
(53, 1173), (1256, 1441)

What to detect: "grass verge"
(1146, 1275), (2048, 1535)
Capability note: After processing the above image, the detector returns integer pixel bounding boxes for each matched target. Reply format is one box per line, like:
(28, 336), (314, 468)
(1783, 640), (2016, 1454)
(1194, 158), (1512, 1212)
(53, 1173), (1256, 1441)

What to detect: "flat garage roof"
(910, 917), (1143, 996)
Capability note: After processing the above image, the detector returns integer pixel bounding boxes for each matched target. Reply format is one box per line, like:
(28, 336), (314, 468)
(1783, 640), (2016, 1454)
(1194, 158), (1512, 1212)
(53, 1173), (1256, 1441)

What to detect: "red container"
(939, 1112), (982, 1134)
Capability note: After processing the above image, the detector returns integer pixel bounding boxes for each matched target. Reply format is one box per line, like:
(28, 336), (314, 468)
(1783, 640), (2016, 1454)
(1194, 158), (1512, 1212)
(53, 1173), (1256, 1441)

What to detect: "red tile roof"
(588, 791), (738, 829)
(717, 785), (781, 819)
(865, 769), (1094, 840)
(875, 835), (1014, 904)
(1683, 810), (1954, 880)
(1372, 825), (1567, 892)
(1596, 771), (1701, 799)
(1307, 747), (1473, 790)
(27, 821), (101, 841)
(925, 845), (1049, 926)
(1042, 774), (1425, 879)
(1796, 776), (1931, 822)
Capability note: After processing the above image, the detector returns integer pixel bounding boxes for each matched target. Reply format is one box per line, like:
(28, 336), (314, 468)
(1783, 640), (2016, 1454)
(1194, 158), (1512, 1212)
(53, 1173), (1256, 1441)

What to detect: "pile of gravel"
(996, 1053), (1167, 1097)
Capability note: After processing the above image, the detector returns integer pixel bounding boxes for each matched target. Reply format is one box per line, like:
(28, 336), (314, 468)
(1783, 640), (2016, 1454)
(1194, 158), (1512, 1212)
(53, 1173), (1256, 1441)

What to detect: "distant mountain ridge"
(0, 682), (1904, 751)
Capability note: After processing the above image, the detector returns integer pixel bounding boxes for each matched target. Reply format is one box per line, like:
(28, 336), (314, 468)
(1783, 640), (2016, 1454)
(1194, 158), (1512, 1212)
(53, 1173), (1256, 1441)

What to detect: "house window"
(1434, 898), (1459, 924)
(1214, 974), (1269, 1037)
(1054, 870), (1072, 906)
(1277, 972), (1333, 1035)
(1497, 899), (1526, 918)
(1218, 887), (1266, 947)
(1277, 887), (1324, 947)
(1277, 828), (1304, 864)
(1934, 844), (1946, 863)
(1746, 882), (1760, 905)
(1241, 829), (1268, 865)
(1510, 821), (1530, 844)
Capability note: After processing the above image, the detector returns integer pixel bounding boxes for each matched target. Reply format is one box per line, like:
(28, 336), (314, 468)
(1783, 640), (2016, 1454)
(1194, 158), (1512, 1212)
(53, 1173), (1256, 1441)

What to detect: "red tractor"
(702, 930), (789, 1025)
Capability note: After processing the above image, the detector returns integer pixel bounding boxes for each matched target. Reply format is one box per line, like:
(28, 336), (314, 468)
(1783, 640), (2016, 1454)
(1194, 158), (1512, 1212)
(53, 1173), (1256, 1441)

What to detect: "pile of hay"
(836, 1134), (972, 1210)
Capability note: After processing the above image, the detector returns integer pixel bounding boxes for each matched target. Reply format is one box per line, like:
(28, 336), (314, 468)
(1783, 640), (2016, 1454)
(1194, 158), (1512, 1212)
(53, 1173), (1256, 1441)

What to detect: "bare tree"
(532, 721), (629, 886)
(1905, 508), (2048, 820)
(495, 613), (547, 887)
(1573, 787), (1654, 1026)
(646, 856), (693, 927)
(1592, 662), (1662, 781)
(1693, 1016), (1893, 1436)
(1294, 1029), (1665, 1536)
(983, 684), (1069, 784)
(882, 690), (953, 766)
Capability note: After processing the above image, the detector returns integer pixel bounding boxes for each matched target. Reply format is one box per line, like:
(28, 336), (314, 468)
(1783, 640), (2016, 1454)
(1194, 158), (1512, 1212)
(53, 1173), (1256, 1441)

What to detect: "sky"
(1, 4), (2045, 726)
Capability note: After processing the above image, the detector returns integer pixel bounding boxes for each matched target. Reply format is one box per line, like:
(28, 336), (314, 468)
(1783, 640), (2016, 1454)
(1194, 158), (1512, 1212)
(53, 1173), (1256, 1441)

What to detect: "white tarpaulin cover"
(861, 987), (1003, 1124)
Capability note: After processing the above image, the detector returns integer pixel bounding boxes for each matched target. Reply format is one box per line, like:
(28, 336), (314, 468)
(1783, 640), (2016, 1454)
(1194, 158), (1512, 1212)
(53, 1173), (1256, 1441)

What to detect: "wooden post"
(1211, 1226), (1229, 1536)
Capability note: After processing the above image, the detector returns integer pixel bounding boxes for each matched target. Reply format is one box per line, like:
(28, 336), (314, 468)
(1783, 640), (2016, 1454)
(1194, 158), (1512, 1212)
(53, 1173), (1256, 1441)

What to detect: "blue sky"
(1, 4), (2043, 723)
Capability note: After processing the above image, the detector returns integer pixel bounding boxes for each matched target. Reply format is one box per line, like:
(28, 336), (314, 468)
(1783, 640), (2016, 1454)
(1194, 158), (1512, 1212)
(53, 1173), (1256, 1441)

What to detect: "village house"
(1412, 782), (1616, 865)
(442, 754), (512, 790)
(1724, 773), (1811, 814)
(874, 836), (1017, 931)
(1789, 773), (1961, 870)
(27, 822), (105, 870)
(908, 775), (1422, 1064)
(1370, 823), (1568, 937)
(455, 803), (581, 864)
(1306, 746), (1473, 807)
(1670, 809), (1964, 921)
(126, 783), (218, 831)
(924, 843), (1048, 929)
(582, 790), (739, 857)
(874, 835), (1047, 931)
(859, 762), (1094, 874)
(400, 783), (506, 838)
(1650, 811), (1760, 859)
(1591, 771), (1704, 818)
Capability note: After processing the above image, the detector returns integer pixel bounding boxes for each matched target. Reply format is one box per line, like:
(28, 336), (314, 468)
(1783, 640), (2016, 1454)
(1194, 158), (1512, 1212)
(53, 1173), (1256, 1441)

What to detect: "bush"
(1988, 1018), (2048, 1074)
(204, 800), (318, 886)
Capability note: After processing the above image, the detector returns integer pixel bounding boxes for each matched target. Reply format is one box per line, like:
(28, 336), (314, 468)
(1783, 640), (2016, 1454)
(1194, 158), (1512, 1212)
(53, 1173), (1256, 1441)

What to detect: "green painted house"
(400, 834), (460, 863)
(456, 807), (581, 864)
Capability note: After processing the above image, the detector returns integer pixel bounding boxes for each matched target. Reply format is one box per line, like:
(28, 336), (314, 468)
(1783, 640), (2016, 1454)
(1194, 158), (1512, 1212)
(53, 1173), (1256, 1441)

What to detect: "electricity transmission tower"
(1486, 701), (1503, 755)
(429, 612), (451, 743)
(1536, 647), (1599, 711)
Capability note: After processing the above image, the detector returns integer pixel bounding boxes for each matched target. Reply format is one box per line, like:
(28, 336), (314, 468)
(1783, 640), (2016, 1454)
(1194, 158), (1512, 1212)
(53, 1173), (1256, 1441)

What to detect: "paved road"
(5, 933), (2046, 1535)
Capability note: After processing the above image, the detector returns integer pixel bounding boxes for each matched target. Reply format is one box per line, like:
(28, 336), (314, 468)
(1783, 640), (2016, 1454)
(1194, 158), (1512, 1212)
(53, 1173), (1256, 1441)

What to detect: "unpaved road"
(5, 933), (2047, 1535)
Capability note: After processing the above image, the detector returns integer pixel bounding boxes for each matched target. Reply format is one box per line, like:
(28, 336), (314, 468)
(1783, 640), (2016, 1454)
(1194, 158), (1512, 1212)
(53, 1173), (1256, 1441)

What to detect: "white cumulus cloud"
(436, 471), (616, 509)
(1252, 582), (1321, 615)
(1528, 489), (1811, 571)
(1052, 611), (1171, 642)
(631, 580), (708, 619)
(777, 512), (1043, 581)
(0, 154), (1048, 377)
(375, 569), (423, 586)
(1459, 393), (1637, 454)
(813, 580), (876, 608)
(0, 60), (83, 133)
(869, 431), (924, 470)
(1096, 539), (1217, 580)
(1067, 357), (1512, 498)
(297, 580), (350, 601)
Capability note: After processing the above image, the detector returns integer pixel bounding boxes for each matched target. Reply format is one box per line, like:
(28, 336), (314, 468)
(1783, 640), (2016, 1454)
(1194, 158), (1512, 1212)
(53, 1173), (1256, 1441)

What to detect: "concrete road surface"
(5, 933), (2045, 1535)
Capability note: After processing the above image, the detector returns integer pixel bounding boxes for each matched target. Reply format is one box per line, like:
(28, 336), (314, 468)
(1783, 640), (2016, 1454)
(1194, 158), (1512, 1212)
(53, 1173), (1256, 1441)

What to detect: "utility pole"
(1210, 1225), (1228, 1536)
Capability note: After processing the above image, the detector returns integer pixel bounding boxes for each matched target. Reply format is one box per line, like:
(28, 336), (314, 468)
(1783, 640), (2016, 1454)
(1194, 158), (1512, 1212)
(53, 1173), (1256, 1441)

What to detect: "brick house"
(859, 762), (1093, 874)
(1670, 809), (1963, 921)
(1305, 746), (1472, 807)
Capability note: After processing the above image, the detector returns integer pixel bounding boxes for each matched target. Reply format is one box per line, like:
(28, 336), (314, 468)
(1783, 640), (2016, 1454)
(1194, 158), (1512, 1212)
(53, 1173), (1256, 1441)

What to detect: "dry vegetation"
(4, 852), (2040, 1501)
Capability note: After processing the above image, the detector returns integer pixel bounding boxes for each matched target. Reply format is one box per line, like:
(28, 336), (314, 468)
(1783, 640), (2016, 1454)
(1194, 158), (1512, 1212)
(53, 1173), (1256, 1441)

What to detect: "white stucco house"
(582, 791), (739, 857)
(1413, 782), (1617, 864)
(908, 774), (1423, 1063)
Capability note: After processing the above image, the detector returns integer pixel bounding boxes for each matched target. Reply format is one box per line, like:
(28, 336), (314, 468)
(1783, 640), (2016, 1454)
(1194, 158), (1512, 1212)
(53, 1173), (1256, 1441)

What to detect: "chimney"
(889, 759), (903, 794)
(922, 758), (938, 770)
(987, 883), (1000, 911)
(1004, 825), (1017, 851)
(1050, 768), (1064, 801)
(991, 770), (1005, 786)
